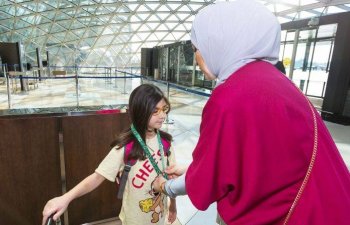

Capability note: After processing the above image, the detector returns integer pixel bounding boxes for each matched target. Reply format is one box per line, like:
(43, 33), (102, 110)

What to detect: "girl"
(42, 84), (177, 225)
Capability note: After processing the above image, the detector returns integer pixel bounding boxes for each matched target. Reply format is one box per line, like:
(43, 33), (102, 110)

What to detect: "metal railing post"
(35, 69), (39, 88)
(4, 64), (11, 109)
(165, 81), (174, 124)
(114, 68), (118, 88)
(322, 82), (326, 97)
(75, 65), (80, 107)
(122, 71), (127, 94)
(166, 81), (170, 100)
(104, 67), (107, 84)
(109, 67), (112, 84)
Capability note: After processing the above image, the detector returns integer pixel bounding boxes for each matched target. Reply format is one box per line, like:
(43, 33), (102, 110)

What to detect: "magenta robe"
(185, 61), (350, 224)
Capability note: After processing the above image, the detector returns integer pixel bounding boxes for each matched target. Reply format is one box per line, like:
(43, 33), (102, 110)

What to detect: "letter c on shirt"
(132, 177), (144, 188)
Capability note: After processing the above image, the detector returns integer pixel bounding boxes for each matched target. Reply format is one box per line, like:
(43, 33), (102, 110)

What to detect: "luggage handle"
(46, 214), (61, 225)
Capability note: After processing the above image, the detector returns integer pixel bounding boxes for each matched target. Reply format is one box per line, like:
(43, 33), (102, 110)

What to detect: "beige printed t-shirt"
(95, 135), (175, 225)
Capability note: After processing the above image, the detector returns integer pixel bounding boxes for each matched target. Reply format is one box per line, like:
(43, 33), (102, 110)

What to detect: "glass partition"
(178, 43), (194, 87)
(293, 28), (317, 93)
(280, 24), (337, 99)
(168, 45), (179, 83)
(156, 40), (215, 90)
(0, 65), (140, 110)
(159, 48), (168, 81)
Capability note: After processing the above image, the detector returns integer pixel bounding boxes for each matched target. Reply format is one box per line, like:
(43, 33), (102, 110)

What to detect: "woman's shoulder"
(207, 81), (245, 110)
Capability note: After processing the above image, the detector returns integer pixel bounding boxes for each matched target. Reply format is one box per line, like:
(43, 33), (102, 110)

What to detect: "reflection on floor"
(1, 78), (349, 225)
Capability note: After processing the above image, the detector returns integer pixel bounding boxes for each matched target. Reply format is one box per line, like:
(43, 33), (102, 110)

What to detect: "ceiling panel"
(0, 0), (349, 67)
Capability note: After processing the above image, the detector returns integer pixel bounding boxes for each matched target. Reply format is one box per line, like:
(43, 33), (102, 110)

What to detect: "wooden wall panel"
(0, 117), (61, 225)
(62, 113), (130, 225)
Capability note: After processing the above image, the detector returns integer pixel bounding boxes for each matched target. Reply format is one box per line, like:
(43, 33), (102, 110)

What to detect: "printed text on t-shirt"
(131, 150), (162, 188)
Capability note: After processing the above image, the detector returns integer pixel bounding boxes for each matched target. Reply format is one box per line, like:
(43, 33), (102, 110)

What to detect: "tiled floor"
(1, 77), (349, 225)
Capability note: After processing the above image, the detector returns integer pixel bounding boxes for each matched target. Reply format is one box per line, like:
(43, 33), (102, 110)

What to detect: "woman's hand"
(42, 195), (69, 225)
(165, 164), (188, 179)
(153, 175), (167, 193)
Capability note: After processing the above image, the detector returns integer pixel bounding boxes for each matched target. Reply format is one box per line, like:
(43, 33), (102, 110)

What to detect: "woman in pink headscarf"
(154, 0), (350, 224)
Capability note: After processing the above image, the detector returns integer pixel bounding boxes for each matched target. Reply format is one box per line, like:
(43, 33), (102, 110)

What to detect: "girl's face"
(148, 98), (169, 131)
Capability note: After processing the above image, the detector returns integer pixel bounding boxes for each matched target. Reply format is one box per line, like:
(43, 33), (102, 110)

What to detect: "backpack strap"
(117, 158), (131, 199)
(161, 138), (171, 166)
(124, 141), (137, 166)
(117, 142), (136, 199)
(161, 138), (171, 155)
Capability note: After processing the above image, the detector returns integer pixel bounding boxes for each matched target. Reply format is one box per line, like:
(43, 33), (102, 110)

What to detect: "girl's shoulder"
(111, 144), (123, 152)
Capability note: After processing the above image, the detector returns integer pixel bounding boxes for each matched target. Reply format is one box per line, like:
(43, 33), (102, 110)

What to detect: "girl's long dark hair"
(111, 84), (172, 161)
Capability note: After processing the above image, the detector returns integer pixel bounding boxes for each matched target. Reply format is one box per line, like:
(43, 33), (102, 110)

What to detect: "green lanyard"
(130, 124), (168, 180)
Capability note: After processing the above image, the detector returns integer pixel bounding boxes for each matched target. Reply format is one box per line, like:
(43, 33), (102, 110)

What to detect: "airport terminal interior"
(1, 0), (350, 225)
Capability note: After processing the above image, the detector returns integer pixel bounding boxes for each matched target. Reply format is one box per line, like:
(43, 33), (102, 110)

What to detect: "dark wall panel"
(152, 48), (159, 69)
(141, 48), (153, 77)
(0, 42), (25, 71)
(325, 18), (350, 116)
(0, 117), (61, 225)
(62, 113), (130, 225)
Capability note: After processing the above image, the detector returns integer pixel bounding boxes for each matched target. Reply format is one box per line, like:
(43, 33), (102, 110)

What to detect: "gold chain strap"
(283, 93), (318, 225)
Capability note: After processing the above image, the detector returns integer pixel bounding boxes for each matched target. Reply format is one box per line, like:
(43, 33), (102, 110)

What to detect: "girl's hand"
(115, 170), (123, 184)
(167, 200), (177, 224)
(42, 196), (69, 225)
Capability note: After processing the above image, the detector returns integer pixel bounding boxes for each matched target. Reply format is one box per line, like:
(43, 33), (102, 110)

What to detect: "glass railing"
(0, 64), (211, 111)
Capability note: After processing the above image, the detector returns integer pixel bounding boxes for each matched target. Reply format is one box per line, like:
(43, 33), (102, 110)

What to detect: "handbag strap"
(283, 93), (318, 225)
